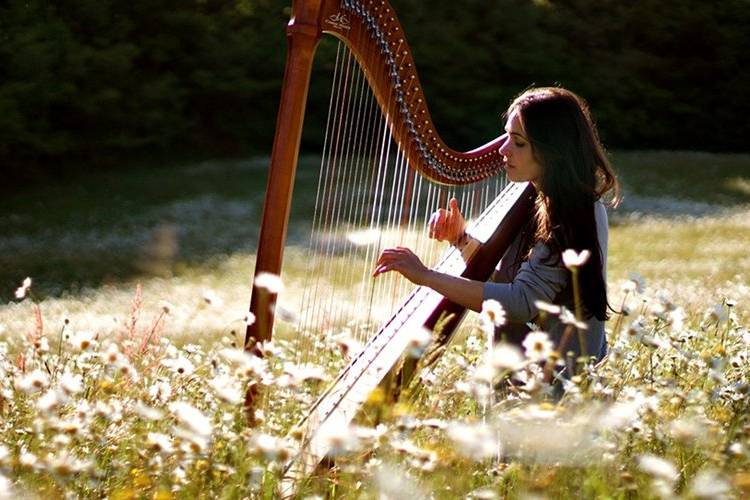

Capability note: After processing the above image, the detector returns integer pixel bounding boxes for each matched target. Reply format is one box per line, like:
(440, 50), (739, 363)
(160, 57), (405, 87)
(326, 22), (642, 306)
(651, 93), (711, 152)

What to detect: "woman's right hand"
(428, 197), (466, 244)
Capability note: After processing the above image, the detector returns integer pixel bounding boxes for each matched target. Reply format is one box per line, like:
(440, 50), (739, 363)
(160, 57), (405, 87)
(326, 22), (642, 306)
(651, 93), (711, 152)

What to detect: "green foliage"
(1, 0), (749, 180)
(0, 0), (287, 177)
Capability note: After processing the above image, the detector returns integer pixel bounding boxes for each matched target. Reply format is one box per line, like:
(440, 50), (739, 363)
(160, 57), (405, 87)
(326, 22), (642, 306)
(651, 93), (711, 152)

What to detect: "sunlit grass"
(0, 151), (749, 497)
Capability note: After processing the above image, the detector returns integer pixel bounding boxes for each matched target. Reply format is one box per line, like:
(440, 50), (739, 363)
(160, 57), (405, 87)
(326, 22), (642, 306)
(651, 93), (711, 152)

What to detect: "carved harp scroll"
(246, 0), (519, 344)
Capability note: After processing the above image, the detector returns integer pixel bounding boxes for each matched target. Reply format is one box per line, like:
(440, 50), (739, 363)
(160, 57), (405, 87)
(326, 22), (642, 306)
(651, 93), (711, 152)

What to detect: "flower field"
(1, 152), (749, 498)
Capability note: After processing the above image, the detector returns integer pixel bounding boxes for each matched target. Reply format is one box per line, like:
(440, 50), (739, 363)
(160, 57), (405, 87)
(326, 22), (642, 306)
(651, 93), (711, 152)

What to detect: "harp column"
(246, 13), (322, 346)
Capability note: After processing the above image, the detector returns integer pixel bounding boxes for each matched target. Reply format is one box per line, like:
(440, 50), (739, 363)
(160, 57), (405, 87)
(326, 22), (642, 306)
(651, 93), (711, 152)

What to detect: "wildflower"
(14, 277), (32, 299)
(522, 331), (553, 362)
(15, 369), (49, 394)
(689, 469), (731, 499)
(623, 318), (645, 342)
(135, 401), (164, 421)
(284, 363), (327, 385)
(47, 452), (88, 477)
(148, 380), (172, 403)
(559, 307), (588, 330)
(420, 369), (438, 385)
(219, 348), (269, 379)
(250, 433), (289, 461)
(170, 401), (213, 437)
(562, 249), (590, 269)
(446, 422), (498, 460)
(489, 343), (524, 371)
(94, 400), (114, 420)
(244, 312), (256, 326)
(37, 390), (62, 413)
(0, 472), (14, 498)
(625, 272), (646, 293)
(100, 343), (122, 366)
(59, 372), (83, 395)
(201, 289), (224, 307)
(706, 304), (728, 323)
(254, 272), (284, 294)
(161, 356), (195, 376)
(375, 463), (427, 500)
(178, 430), (210, 455)
(534, 300), (561, 315)
(209, 375), (243, 405)
(405, 327), (432, 358)
(649, 301), (667, 321)
(333, 332), (363, 358)
(320, 425), (361, 457)
(472, 363), (496, 384)
(19, 451), (38, 469)
(146, 432), (175, 455)
(68, 330), (97, 351)
(468, 488), (498, 499)
(640, 334), (669, 350)
(480, 300), (506, 336)
(728, 442), (745, 457)
(159, 300), (174, 314)
(667, 307), (685, 333)
(669, 417), (706, 444)
(0, 446), (8, 466)
(637, 454), (679, 483)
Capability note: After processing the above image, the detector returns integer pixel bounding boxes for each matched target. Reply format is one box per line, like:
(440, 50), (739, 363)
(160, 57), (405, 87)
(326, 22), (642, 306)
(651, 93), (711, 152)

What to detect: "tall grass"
(0, 151), (749, 497)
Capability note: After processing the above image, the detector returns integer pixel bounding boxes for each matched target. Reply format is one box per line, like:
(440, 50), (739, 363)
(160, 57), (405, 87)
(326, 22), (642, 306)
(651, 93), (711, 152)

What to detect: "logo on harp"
(325, 12), (351, 31)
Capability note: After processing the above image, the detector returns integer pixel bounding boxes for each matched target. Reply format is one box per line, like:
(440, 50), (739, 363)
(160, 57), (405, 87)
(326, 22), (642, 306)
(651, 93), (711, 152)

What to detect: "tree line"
(1, 0), (748, 183)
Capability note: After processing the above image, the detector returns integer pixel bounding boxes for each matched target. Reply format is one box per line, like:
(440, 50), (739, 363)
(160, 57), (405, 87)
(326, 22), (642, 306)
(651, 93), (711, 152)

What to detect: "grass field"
(0, 151), (749, 498)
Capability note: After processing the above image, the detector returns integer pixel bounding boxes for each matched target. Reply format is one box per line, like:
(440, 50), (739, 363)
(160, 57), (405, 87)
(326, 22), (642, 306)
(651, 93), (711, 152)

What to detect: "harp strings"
(291, 41), (506, 364)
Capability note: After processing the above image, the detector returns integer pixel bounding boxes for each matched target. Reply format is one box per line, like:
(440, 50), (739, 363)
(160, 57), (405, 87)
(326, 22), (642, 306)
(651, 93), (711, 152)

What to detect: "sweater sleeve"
(482, 242), (568, 323)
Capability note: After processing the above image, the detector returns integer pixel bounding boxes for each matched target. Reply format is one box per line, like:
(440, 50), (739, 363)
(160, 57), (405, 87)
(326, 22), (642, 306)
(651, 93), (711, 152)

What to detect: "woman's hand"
(373, 247), (431, 285)
(428, 197), (466, 244)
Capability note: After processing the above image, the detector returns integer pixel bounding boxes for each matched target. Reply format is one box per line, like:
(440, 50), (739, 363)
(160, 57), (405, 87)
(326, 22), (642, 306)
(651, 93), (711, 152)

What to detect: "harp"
(245, 0), (534, 485)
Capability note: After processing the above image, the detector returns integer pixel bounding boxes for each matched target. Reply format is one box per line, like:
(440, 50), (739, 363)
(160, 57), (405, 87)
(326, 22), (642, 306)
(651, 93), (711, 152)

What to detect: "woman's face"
(498, 110), (543, 186)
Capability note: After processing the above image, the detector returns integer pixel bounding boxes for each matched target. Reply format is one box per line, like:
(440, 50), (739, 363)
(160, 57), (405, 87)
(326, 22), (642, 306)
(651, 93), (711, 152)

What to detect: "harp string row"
(287, 40), (507, 361)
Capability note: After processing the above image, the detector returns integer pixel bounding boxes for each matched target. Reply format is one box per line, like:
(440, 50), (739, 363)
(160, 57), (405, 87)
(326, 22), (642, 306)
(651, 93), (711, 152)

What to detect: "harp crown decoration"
(320, 0), (506, 184)
(325, 12), (351, 30)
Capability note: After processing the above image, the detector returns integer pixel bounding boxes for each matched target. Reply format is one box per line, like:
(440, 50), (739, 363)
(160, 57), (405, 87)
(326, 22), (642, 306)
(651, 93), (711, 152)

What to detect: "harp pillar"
(246, 17), (322, 346)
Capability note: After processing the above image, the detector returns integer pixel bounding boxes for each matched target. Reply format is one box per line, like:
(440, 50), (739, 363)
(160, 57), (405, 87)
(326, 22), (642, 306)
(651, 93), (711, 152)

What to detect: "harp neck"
(294, 0), (505, 184)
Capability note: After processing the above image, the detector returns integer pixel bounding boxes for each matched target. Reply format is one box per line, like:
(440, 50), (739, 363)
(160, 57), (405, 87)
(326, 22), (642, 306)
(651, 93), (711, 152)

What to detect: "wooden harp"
(244, 0), (534, 484)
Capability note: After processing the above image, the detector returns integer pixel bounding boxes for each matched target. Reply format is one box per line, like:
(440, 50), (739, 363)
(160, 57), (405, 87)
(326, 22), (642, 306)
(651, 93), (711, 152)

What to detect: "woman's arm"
(374, 242), (568, 321)
(373, 247), (485, 311)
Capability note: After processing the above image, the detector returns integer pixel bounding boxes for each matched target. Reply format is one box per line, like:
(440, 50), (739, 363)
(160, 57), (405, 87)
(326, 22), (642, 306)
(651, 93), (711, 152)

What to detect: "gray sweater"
(482, 202), (608, 362)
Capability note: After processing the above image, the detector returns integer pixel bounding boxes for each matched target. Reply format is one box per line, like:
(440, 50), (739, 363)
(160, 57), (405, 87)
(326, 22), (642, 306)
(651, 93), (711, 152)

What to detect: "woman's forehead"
(505, 110), (526, 135)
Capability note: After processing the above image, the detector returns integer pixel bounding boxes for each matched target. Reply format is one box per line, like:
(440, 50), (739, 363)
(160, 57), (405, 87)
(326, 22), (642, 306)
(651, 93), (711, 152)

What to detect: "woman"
(373, 87), (619, 368)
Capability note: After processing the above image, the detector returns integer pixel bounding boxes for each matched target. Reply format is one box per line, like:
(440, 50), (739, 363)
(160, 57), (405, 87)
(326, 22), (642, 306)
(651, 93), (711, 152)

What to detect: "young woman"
(373, 87), (619, 365)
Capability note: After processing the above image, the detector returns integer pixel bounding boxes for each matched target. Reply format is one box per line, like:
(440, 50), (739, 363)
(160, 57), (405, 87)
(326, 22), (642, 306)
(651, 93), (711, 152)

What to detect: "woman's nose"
(498, 140), (510, 157)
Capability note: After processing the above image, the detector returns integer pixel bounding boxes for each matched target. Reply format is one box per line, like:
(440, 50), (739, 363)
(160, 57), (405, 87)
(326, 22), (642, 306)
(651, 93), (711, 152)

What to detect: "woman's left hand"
(373, 247), (431, 285)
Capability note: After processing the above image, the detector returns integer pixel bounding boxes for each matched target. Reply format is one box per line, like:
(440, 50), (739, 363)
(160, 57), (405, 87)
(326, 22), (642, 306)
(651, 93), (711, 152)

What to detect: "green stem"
(571, 268), (587, 361)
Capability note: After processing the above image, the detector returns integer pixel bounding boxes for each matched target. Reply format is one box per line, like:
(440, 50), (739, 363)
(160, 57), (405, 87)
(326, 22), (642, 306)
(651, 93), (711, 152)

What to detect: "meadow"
(0, 151), (749, 498)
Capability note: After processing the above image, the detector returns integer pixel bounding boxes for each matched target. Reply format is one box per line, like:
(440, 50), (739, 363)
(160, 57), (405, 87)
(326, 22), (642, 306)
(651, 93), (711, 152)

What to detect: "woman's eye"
(515, 142), (525, 148)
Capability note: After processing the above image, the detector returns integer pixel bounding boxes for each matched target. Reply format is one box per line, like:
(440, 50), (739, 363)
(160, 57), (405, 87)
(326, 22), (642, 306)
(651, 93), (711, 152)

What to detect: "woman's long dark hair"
(509, 87), (619, 321)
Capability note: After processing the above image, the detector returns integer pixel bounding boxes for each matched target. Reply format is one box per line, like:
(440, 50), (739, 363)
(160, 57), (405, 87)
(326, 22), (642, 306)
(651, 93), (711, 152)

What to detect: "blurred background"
(2, 0), (748, 184)
(1, 0), (749, 329)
